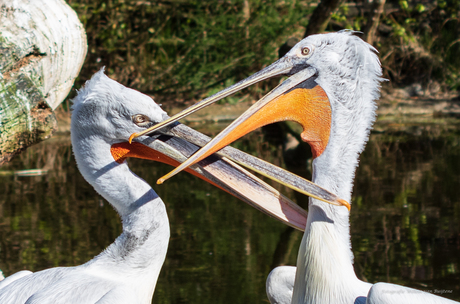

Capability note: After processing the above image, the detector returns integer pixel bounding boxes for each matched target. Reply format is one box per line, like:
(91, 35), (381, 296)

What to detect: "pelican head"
(71, 69), (167, 147)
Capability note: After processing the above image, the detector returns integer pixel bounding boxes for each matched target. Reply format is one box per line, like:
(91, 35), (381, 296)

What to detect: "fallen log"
(0, 0), (87, 165)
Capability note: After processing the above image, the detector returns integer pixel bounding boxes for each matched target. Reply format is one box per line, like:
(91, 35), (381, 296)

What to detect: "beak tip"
(128, 133), (137, 144)
(338, 199), (351, 211)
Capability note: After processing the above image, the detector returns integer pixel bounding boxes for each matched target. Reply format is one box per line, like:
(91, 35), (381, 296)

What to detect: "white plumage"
(266, 265), (296, 304)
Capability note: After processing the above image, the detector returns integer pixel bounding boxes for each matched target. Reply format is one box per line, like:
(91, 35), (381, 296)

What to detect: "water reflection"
(352, 125), (460, 299)
(0, 122), (459, 302)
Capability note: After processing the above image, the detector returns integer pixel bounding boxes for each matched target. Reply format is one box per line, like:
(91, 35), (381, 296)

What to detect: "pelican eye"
(301, 47), (311, 56)
(132, 114), (151, 127)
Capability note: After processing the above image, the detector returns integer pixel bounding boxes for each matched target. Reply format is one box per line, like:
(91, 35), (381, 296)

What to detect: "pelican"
(0, 70), (342, 303)
(130, 31), (459, 303)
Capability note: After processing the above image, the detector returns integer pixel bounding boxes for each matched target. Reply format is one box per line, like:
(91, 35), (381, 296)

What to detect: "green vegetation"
(68, 0), (311, 104)
(375, 0), (460, 89)
(66, 0), (460, 105)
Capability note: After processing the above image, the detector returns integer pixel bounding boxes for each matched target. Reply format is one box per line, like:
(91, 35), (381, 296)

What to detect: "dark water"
(0, 121), (459, 303)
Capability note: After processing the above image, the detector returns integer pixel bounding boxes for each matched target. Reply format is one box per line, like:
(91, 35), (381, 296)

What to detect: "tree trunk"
(304, 0), (346, 37)
(0, 0), (87, 165)
(363, 0), (386, 45)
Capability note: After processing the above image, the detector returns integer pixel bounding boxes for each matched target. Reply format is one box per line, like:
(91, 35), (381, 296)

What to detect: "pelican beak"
(152, 70), (350, 210)
(111, 131), (309, 231)
(128, 57), (300, 143)
(161, 122), (349, 211)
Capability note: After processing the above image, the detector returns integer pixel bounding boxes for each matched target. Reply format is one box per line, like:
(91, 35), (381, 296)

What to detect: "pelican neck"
(72, 135), (170, 298)
(290, 91), (377, 303)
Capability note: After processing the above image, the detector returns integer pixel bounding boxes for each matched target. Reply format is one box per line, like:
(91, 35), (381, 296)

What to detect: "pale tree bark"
(363, 0), (386, 45)
(0, 0), (87, 165)
(304, 0), (346, 37)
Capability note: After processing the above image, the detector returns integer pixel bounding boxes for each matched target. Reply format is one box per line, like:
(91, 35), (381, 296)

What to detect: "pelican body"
(136, 31), (459, 304)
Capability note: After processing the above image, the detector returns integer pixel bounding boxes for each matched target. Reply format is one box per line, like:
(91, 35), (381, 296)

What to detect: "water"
(0, 120), (459, 303)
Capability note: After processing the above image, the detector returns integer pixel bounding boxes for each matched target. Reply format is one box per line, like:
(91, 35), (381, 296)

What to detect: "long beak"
(162, 121), (349, 210)
(154, 70), (348, 210)
(128, 57), (298, 143)
(111, 133), (308, 231)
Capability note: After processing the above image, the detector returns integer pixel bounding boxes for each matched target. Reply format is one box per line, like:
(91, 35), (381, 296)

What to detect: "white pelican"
(131, 31), (459, 304)
(0, 70), (343, 303)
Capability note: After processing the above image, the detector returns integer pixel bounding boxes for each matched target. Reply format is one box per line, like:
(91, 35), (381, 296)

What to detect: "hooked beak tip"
(156, 178), (165, 185)
(128, 133), (137, 144)
(339, 199), (351, 211)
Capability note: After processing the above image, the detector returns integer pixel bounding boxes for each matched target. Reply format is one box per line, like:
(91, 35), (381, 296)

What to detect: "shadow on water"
(0, 120), (459, 303)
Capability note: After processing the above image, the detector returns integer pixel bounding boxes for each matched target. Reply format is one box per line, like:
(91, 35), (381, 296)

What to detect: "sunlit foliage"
(68, 0), (311, 103)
